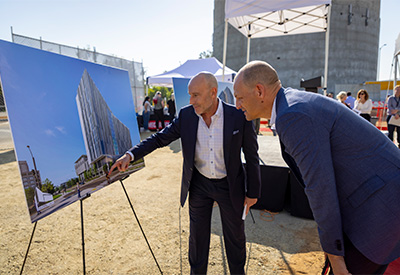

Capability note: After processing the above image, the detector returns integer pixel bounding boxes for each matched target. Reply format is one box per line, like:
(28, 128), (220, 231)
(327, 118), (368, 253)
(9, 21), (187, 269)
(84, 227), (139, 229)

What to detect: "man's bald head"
(188, 72), (219, 118)
(237, 60), (280, 89)
(189, 72), (218, 90)
(234, 61), (281, 120)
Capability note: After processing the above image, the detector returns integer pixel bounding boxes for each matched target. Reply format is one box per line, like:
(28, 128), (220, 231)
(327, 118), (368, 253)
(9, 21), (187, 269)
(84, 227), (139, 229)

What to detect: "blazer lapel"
(223, 102), (234, 170)
(188, 107), (199, 164)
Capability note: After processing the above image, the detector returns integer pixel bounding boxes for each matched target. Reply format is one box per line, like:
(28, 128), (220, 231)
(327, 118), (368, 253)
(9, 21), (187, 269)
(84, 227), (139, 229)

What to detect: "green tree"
(92, 164), (97, 176)
(199, 50), (213, 59)
(41, 178), (55, 195)
(25, 187), (35, 207)
(103, 163), (108, 174)
(147, 86), (173, 102)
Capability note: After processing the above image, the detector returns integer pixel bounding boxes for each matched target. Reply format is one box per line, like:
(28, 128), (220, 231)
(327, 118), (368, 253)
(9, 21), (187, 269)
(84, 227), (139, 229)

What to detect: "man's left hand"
(244, 196), (257, 215)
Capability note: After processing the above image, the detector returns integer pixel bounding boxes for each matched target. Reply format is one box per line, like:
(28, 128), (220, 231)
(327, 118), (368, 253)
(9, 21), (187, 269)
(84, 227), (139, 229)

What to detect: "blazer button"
(190, 168), (193, 171)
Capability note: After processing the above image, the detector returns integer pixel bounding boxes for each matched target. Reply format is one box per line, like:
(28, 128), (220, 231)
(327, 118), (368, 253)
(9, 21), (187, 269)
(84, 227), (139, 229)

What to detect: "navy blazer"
(130, 101), (261, 215)
(275, 88), (400, 264)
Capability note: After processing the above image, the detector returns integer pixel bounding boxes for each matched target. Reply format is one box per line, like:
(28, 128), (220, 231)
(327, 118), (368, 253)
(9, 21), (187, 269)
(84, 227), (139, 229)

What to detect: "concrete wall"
(213, 0), (381, 93)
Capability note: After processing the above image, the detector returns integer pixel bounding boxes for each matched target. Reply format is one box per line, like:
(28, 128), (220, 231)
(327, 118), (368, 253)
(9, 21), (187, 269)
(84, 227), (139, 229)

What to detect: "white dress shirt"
(194, 99), (227, 179)
(269, 97), (277, 130)
(126, 99), (227, 179)
(354, 99), (373, 114)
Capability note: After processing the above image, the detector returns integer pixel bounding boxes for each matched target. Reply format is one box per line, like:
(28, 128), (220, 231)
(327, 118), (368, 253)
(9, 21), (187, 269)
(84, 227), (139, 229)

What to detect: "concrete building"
(19, 160), (42, 189)
(76, 69), (132, 168)
(74, 155), (90, 181)
(213, 0), (380, 93)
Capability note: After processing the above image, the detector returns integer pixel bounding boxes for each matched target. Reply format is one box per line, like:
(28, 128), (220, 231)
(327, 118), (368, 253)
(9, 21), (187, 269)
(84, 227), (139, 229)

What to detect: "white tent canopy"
(225, 0), (330, 38)
(147, 57), (237, 87)
(222, 0), (331, 89)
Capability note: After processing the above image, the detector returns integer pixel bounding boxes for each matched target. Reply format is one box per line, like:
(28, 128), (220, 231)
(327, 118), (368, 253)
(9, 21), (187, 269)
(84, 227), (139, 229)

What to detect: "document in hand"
(388, 116), (400, 127)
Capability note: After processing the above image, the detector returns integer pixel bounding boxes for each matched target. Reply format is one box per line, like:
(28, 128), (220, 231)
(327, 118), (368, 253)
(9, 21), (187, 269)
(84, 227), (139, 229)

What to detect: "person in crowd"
(336, 91), (351, 108)
(233, 60), (400, 275)
(153, 91), (165, 131)
(167, 93), (176, 123)
(327, 92), (334, 98)
(345, 91), (356, 109)
(354, 89), (373, 122)
(142, 96), (151, 132)
(109, 72), (261, 274)
(387, 85), (400, 147)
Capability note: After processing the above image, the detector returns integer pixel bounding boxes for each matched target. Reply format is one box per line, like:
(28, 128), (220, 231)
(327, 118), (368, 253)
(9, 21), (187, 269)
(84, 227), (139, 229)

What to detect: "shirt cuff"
(126, 151), (134, 162)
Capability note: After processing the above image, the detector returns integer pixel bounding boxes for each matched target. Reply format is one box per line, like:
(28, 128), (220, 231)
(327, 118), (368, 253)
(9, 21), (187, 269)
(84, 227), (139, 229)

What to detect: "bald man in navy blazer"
(110, 72), (261, 274)
(234, 61), (400, 275)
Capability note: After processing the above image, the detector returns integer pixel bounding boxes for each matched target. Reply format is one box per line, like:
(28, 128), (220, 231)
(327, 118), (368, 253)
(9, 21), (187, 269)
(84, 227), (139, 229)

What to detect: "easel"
(20, 175), (163, 275)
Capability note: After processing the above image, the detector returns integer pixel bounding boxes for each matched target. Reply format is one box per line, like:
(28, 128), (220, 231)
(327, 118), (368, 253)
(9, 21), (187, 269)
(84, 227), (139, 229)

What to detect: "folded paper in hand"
(388, 116), (400, 127)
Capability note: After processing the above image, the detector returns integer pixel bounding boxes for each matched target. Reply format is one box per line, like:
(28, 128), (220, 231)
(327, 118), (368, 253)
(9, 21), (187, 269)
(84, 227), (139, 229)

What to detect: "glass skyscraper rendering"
(76, 69), (132, 165)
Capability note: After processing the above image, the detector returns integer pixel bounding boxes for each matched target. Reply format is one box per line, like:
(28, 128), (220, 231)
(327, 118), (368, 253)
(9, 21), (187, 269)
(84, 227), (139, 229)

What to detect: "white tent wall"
(213, 0), (381, 93)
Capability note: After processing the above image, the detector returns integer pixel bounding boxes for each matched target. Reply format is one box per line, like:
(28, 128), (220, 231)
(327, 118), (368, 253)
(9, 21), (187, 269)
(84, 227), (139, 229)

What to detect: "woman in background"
(336, 91), (351, 109)
(142, 96), (151, 132)
(354, 89), (373, 122)
(167, 93), (176, 123)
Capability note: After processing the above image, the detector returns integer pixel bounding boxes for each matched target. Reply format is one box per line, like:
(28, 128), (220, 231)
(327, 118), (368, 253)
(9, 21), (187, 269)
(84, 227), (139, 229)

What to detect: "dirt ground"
(0, 126), (324, 274)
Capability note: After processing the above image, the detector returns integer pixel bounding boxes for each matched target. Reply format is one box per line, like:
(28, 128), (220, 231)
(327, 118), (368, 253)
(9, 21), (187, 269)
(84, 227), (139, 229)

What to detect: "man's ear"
(211, 87), (218, 97)
(255, 83), (265, 99)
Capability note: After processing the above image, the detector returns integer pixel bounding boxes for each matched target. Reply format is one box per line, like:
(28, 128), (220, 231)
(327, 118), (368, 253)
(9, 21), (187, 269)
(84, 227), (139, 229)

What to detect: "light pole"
(377, 43), (387, 80)
(27, 145), (40, 189)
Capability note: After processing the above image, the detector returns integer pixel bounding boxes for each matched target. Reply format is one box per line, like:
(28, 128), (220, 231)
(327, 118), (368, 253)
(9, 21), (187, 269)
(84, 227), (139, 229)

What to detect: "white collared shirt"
(194, 99), (227, 179)
(269, 96), (277, 130)
(126, 99), (227, 179)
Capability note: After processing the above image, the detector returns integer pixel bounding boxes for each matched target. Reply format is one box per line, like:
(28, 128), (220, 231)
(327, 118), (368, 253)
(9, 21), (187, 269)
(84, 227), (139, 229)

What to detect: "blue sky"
(0, 0), (397, 80)
(0, 40), (140, 185)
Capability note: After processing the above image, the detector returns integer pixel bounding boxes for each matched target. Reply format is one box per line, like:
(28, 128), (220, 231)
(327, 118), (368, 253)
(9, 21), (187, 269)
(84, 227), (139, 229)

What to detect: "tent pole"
(222, 19), (228, 81)
(246, 36), (251, 63)
(323, 4), (331, 95)
(395, 55), (398, 85)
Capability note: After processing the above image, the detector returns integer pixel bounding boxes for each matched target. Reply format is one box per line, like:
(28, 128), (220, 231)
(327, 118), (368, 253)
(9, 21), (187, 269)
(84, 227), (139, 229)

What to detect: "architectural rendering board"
(0, 40), (144, 223)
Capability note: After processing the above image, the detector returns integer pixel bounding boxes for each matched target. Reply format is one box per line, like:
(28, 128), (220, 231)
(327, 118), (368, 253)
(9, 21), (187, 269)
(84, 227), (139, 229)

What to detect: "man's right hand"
(108, 153), (132, 176)
(326, 253), (351, 275)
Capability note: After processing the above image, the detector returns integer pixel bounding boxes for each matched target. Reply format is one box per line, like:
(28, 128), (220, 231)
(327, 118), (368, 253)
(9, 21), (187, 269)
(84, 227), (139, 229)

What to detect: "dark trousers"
(387, 115), (400, 144)
(154, 109), (165, 130)
(323, 233), (388, 275)
(188, 169), (245, 274)
(360, 113), (371, 122)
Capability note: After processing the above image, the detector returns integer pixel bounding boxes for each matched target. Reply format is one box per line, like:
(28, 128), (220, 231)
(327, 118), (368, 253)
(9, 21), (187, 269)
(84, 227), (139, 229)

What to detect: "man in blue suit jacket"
(233, 61), (400, 275)
(110, 72), (261, 274)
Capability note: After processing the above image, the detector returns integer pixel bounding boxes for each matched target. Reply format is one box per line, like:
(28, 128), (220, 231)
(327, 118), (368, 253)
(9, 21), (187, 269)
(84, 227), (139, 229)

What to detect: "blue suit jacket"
(130, 101), (261, 215)
(275, 88), (400, 264)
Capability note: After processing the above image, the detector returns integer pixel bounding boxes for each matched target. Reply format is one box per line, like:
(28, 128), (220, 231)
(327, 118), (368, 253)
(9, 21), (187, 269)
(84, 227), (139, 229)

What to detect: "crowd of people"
(329, 87), (400, 147)
(116, 63), (400, 274)
(141, 91), (176, 132)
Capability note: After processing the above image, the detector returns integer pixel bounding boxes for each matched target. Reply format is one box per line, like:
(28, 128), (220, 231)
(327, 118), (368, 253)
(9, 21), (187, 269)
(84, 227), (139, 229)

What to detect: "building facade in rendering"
(76, 69), (132, 169)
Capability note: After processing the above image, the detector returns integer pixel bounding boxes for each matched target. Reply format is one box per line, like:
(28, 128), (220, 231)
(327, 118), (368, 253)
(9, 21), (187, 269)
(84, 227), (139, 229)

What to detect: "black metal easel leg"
(179, 206), (182, 275)
(20, 221), (37, 275)
(80, 198), (86, 275)
(250, 209), (256, 224)
(120, 178), (163, 274)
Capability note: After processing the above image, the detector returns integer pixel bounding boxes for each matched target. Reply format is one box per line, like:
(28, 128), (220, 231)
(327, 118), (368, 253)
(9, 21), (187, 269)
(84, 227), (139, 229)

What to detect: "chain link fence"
(0, 83), (5, 113)
(11, 33), (145, 114)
